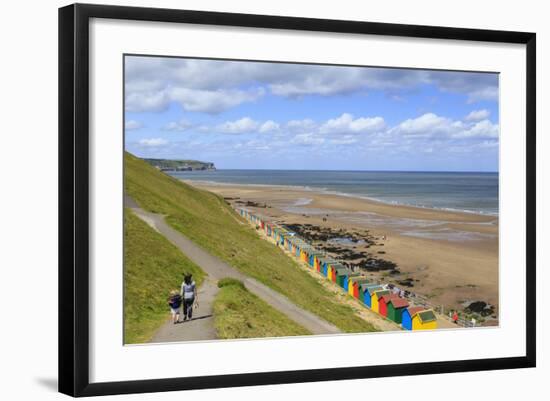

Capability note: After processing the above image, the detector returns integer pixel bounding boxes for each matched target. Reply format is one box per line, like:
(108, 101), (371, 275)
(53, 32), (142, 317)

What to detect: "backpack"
(170, 294), (182, 307)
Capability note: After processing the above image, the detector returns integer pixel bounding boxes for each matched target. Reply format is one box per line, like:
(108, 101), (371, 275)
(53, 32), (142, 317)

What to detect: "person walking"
(181, 274), (198, 321)
(167, 290), (182, 324)
(452, 310), (459, 325)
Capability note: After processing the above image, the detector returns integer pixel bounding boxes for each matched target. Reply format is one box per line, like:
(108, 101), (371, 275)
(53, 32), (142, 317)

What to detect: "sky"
(124, 55), (499, 172)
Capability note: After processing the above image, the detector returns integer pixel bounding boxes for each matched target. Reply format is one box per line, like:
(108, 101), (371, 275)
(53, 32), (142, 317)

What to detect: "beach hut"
(313, 255), (322, 272)
(355, 280), (371, 302)
(328, 264), (338, 283)
(333, 265), (350, 288)
(401, 306), (426, 330)
(321, 259), (337, 277)
(412, 309), (438, 330)
(379, 294), (400, 318)
(359, 283), (377, 304)
(387, 298), (410, 324)
(363, 285), (383, 308)
(308, 251), (322, 268)
(343, 272), (361, 292)
(371, 290), (390, 314)
(347, 276), (366, 297)
(351, 278), (370, 299)
(301, 247), (311, 263)
(326, 263), (334, 280)
(322, 260), (329, 277)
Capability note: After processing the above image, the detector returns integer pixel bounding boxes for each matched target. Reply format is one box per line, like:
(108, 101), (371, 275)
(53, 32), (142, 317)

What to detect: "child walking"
(168, 290), (182, 324)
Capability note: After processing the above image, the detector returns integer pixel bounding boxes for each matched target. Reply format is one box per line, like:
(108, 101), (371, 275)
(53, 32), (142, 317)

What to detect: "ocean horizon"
(168, 169), (499, 216)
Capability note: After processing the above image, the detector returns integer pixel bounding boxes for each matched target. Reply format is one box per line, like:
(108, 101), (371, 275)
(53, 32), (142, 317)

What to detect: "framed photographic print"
(58, 3), (536, 397)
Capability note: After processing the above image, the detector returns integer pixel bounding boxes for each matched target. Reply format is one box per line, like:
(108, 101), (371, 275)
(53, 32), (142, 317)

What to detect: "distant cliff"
(143, 158), (216, 172)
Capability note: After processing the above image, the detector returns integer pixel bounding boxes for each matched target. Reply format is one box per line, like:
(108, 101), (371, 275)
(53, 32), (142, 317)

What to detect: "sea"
(168, 170), (499, 216)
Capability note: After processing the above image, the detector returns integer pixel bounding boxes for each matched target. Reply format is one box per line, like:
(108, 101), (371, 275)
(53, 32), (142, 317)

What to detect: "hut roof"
(366, 286), (384, 295)
(381, 294), (400, 304)
(334, 267), (352, 275)
(374, 290), (390, 299)
(389, 298), (409, 309)
(406, 306), (426, 317)
(351, 278), (370, 285)
(417, 310), (437, 323)
(360, 283), (380, 291)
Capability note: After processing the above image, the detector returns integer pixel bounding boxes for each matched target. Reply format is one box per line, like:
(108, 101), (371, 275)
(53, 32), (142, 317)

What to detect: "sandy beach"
(186, 180), (499, 325)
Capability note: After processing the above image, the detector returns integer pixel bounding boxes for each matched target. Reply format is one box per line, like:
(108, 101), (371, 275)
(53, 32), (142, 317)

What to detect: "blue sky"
(125, 56), (499, 172)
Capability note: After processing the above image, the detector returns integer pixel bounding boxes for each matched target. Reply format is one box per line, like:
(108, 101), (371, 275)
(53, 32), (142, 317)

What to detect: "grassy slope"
(124, 208), (205, 344)
(125, 152), (377, 333)
(214, 279), (311, 339)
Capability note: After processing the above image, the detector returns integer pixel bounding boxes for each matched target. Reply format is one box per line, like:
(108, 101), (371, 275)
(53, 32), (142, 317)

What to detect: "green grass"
(124, 208), (205, 344)
(125, 152), (377, 333)
(214, 279), (311, 339)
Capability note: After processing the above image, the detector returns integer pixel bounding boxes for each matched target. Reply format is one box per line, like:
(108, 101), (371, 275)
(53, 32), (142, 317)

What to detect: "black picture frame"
(59, 3), (536, 397)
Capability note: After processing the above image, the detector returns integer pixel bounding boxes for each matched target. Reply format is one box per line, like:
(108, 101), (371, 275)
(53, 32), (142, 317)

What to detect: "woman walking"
(181, 274), (198, 321)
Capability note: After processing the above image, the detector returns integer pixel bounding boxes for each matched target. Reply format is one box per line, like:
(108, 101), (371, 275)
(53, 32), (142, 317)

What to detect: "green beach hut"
(387, 297), (410, 324)
(333, 265), (351, 288)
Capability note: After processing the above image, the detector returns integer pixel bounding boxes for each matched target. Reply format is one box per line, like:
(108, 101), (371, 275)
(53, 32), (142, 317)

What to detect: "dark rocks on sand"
(397, 278), (414, 287)
(465, 301), (495, 317)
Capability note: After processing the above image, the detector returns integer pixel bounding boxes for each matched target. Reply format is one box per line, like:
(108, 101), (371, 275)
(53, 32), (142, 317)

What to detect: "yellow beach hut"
(412, 309), (438, 330)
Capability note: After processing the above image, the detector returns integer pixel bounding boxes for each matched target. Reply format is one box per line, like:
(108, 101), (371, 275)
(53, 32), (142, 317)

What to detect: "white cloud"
(125, 56), (499, 114)
(319, 113), (385, 135)
(467, 87), (499, 103)
(451, 119), (499, 139)
(162, 119), (193, 131)
(391, 113), (460, 138)
(391, 112), (498, 140)
(169, 87), (264, 114)
(125, 90), (170, 113)
(330, 135), (358, 145)
(286, 119), (317, 133)
(465, 109), (490, 121)
(259, 120), (280, 133)
(217, 117), (260, 134)
(291, 133), (325, 146)
(138, 138), (168, 147)
(125, 120), (143, 130)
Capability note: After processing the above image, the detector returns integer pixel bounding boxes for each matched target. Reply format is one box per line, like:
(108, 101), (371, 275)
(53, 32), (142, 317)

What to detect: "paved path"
(151, 277), (219, 343)
(125, 196), (341, 342)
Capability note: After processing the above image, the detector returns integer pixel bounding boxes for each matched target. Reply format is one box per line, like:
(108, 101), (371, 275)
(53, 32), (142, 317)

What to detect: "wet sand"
(186, 181), (499, 324)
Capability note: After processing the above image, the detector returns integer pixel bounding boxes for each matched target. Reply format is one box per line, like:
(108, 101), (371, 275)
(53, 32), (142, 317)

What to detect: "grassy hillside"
(214, 278), (310, 339)
(124, 208), (205, 344)
(125, 152), (377, 333)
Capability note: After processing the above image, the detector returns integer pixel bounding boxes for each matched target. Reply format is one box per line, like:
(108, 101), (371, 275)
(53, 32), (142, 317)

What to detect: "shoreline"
(178, 178), (498, 219)
(183, 179), (499, 325)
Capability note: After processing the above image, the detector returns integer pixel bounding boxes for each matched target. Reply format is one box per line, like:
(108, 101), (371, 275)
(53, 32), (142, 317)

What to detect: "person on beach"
(181, 274), (198, 321)
(452, 310), (459, 324)
(167, 290), (182, 324)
